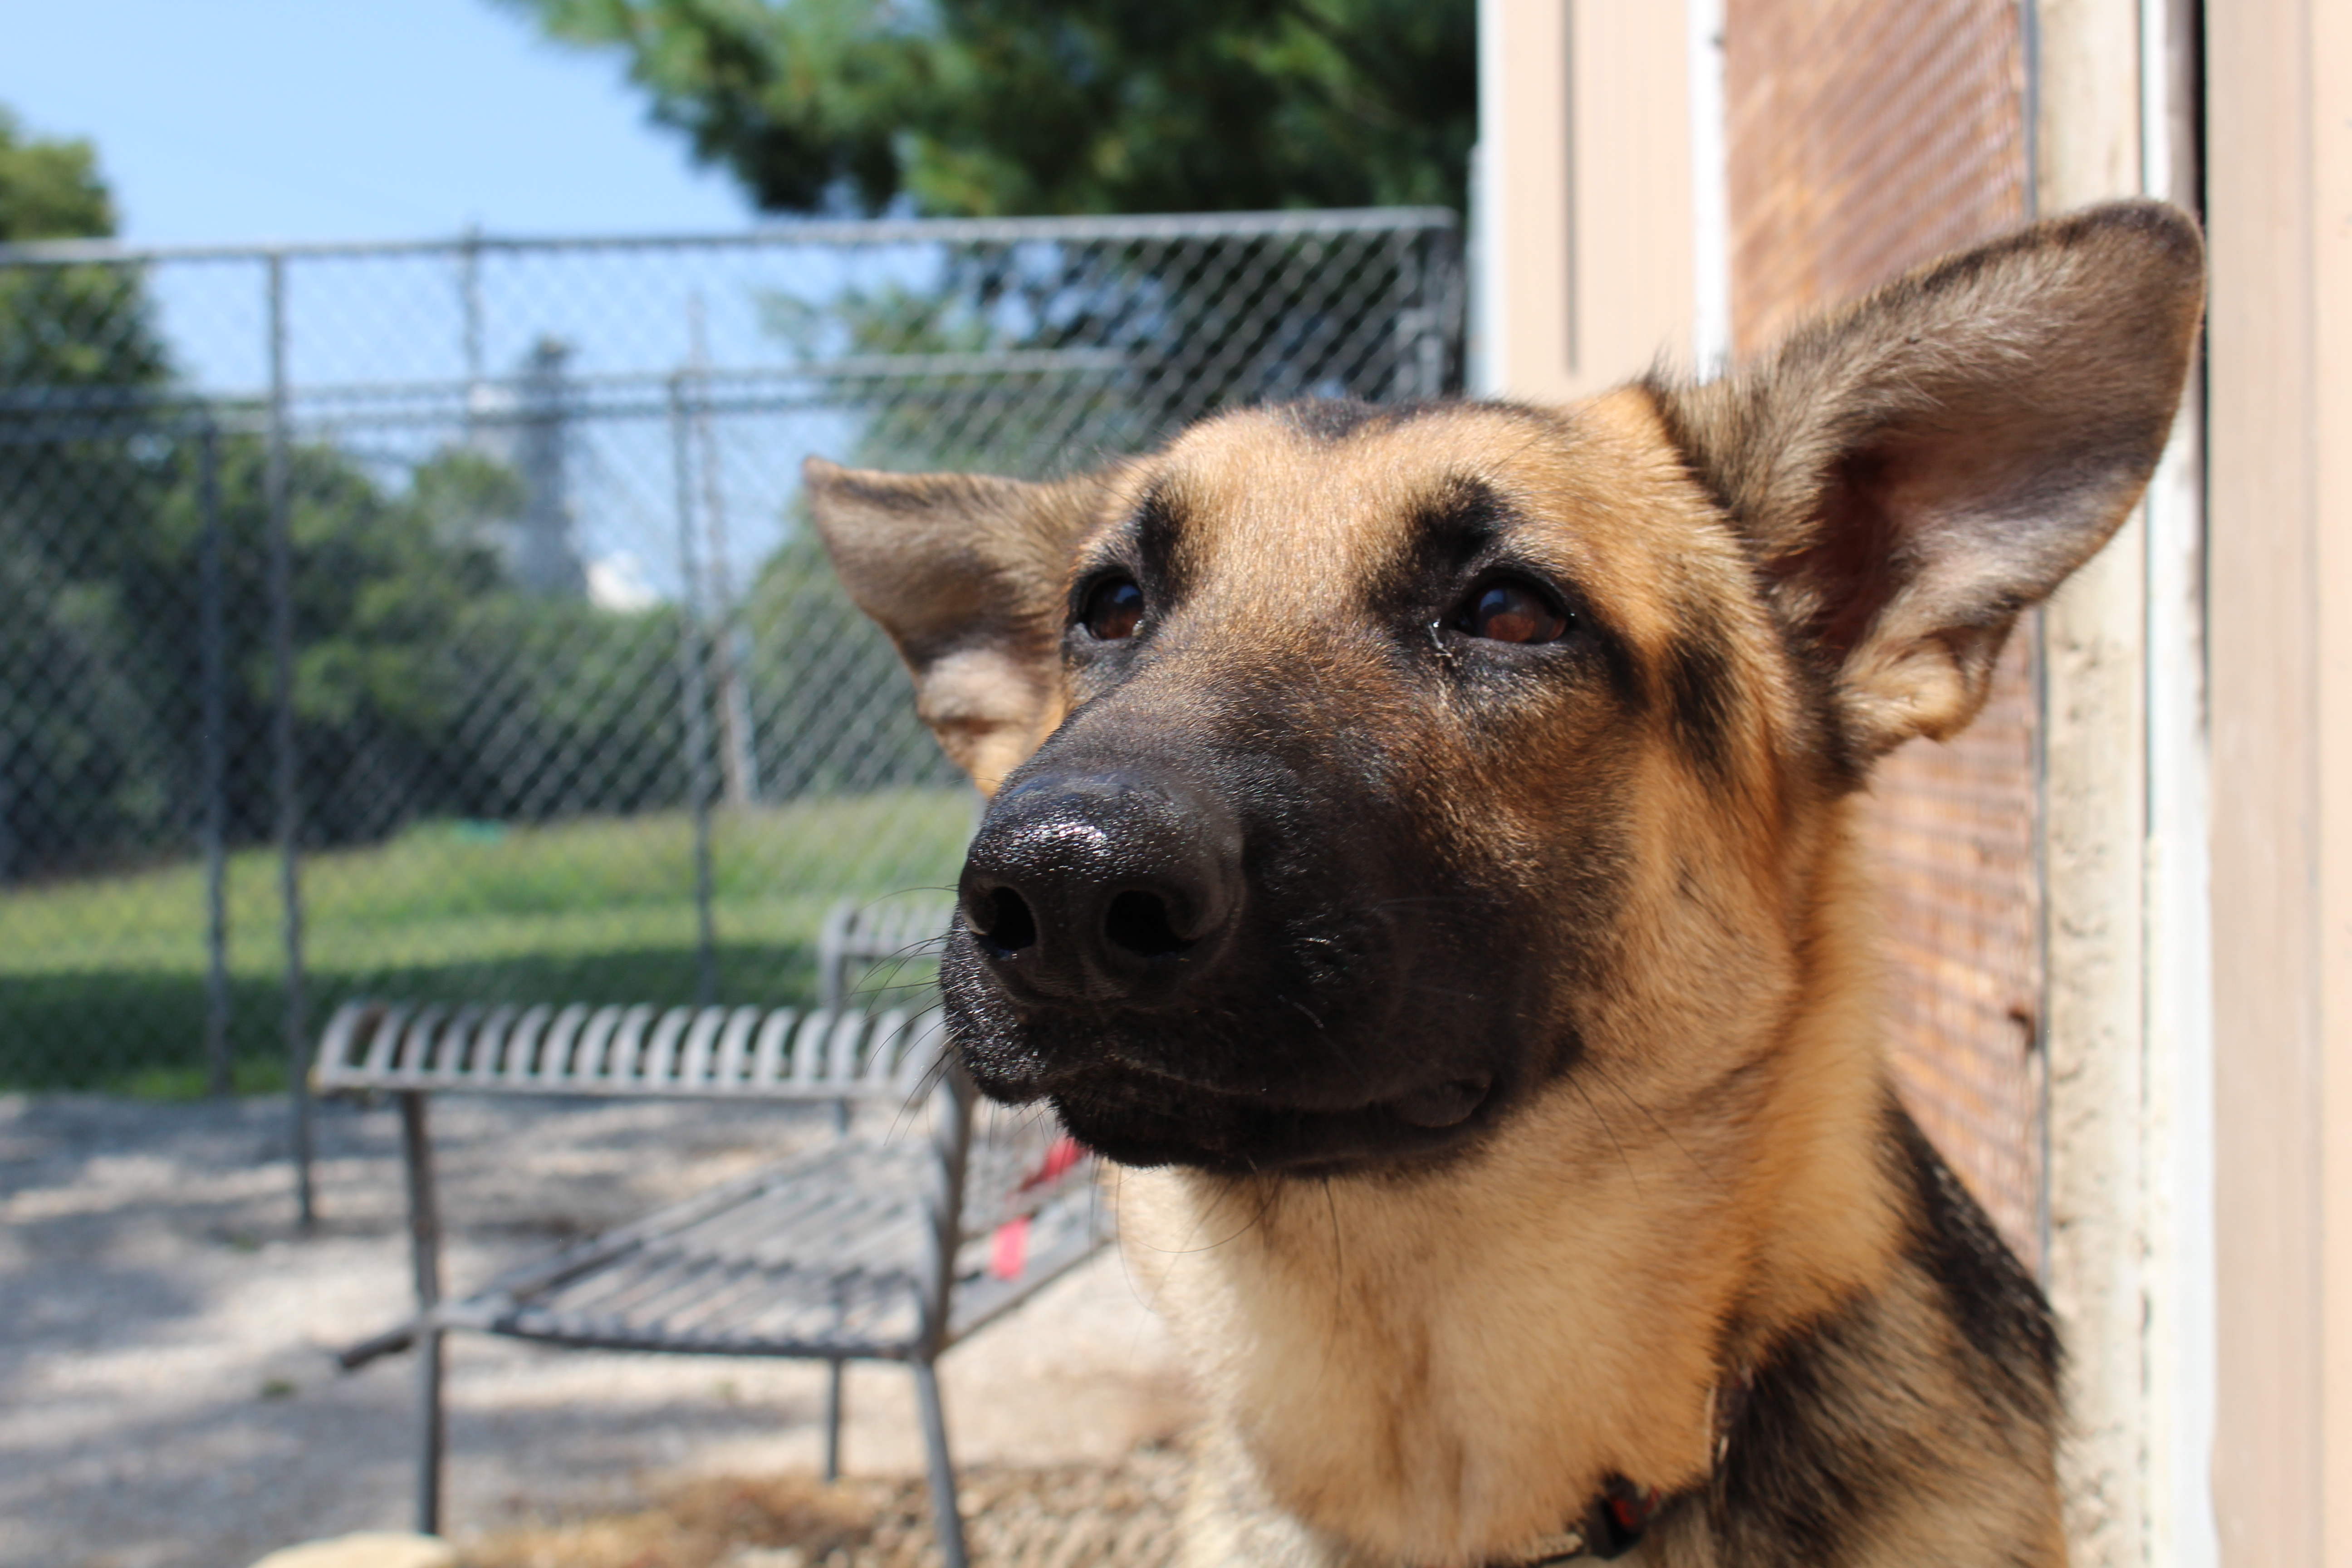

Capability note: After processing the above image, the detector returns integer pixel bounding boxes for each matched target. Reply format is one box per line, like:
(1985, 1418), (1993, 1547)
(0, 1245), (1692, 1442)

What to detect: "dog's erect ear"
(805, 456), (1110, 793)
(1655, 200), (2204, 761)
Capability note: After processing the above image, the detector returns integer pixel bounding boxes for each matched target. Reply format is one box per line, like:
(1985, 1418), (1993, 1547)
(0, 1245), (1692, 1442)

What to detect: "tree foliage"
(496, 0), (1475, 216)
(0, 109), (166, 390)
(0, 107), (117, 242)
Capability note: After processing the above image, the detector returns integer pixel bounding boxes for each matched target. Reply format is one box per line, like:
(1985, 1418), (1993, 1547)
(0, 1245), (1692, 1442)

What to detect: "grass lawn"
(0, 788), (977, 1093)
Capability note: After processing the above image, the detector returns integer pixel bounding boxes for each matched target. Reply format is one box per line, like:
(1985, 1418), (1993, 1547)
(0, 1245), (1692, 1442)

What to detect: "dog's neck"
(1117, 834), (1903, 1567)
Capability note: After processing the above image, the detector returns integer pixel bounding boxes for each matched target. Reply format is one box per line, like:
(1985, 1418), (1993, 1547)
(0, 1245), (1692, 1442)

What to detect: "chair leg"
(416, 1325), (446, 1534)
(912, 1357), (968, 1568)
(401, 1092), (448, 1537)
(822, 1358), (846, 1483)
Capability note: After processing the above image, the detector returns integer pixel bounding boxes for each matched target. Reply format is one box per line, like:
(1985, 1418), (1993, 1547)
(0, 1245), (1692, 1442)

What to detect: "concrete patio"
(0, 1093), (1191, 1568)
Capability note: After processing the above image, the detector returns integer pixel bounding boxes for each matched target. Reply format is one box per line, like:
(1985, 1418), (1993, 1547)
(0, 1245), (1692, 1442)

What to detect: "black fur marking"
(1706, 1303), (1885, 1566)
(1410, 474), (1512, 570)
(1668, 623), (1740, 786)
(1278, 398), (1398, 442)
(1133, 479), (1188, 591)
(1690, 1108), (2060, 1564)
(1594, 622), (1646, 717)
(1362, 473), (1650, 715)
(1361, 473), (1510, 630)
(1890, 1105), (2061, 1398)
(1791, 648), (1869, 791)
(1633, 380), (1871, 789)
(1270, 397), (1479, 445)
(1079, 477), (1191, 617)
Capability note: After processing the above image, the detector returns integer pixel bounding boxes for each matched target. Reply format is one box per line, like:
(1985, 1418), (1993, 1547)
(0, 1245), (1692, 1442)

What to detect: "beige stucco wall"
(1475, 0), (1695, 399)
(2205, 1), (2352, 1563)
(2321, 5), (2352, 1550)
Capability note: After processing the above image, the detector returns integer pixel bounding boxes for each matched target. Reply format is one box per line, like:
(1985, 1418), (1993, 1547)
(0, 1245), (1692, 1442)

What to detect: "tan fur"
(1107, 789), (1907, 1567)
(808, 204), (2205, 1567)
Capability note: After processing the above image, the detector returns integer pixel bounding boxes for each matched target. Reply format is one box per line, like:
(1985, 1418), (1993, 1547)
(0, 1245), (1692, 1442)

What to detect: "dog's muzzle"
(946, 752), (1518, 1173)
(958, 767), (1244, 1010)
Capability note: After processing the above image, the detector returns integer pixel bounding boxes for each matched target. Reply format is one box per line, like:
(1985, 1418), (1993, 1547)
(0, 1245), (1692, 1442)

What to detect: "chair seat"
(463, 1140), (936, 1357)
(402, 1107), (1102, 1363)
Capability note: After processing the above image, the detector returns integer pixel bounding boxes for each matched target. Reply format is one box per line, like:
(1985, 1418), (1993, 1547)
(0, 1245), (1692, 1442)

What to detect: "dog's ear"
(1655, 200), (2204, 761)
(805, 456), (1110, 793)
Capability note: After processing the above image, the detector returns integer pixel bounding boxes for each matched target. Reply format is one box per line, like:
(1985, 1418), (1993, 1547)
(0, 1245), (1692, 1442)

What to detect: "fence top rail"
(0, 347), (1140, 419)
(0, 206), (1460, 270)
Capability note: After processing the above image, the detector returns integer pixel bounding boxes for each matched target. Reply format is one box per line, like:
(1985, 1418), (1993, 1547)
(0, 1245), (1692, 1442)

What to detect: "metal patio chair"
(313, 985), (1105, 1568)
(816, 894), (959, 1013)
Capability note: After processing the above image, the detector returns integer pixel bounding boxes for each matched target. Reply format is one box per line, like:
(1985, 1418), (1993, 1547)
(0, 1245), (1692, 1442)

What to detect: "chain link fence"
(0, 210), (1462, 1107)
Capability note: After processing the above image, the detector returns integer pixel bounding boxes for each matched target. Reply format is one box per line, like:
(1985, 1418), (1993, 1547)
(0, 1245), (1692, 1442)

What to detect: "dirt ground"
(461, 1447), (1191, 1568)
(0, 1092), (1195, 1568)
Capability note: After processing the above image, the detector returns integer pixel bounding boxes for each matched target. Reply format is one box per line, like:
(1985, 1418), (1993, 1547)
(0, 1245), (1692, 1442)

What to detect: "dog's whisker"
(1566, 1072), (1642, 1199)
(1309, 1174), (1349, 1397)
(1583, 1058), (1732, 1194)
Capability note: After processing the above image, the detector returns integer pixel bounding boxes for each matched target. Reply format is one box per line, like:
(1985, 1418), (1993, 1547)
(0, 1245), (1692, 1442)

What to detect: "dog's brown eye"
(1082, 577), (1144, 640)
(1453, 580), (1568, 644)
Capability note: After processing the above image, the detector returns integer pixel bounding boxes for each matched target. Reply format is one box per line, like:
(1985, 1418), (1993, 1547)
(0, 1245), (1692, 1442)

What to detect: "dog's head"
(810, 202), (2202, 1176)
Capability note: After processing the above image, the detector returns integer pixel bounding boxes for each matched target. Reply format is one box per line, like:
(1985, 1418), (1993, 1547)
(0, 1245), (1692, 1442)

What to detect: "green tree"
(495, 0), (1475, 216)
(0, 108), (166, 386)
(0, 108), (114, 238)
(0, 110), (180, 877)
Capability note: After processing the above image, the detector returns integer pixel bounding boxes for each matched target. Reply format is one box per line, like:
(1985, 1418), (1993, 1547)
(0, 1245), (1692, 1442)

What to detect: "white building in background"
(464, 335), (590, 598)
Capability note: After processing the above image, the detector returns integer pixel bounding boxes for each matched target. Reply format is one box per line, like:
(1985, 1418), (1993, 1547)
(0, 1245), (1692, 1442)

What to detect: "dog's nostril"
(973, 886), (1039, 955)
(1104, 889), (1191, 959)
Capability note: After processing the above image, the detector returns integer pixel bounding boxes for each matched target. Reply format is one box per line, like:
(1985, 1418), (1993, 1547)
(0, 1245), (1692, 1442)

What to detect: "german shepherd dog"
(808, 203), (2204, 1567)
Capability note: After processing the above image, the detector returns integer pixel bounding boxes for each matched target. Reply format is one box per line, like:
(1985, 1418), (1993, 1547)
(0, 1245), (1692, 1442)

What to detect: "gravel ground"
(0, 1093), (1192, 1568)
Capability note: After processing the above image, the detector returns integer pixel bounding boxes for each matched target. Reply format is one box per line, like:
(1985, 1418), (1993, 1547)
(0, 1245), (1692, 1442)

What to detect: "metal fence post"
(689, 296), (760, 808)
(459, 223), (485, 439)
(198, 415), (233, 1098)
(669, 372), (720, 1009)
(1422, 226), (1466, 398)
(1393, 235), (1428, 400)
(266, 252), (316, 1227)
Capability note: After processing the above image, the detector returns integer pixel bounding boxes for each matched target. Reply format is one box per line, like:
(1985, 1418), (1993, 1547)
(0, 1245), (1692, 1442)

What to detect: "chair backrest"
(312, 999), (945, 1102)
(817, 896), (959, 1012)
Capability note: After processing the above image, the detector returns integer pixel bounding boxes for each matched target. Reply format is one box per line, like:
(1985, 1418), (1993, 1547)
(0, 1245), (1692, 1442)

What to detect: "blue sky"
(0, 0), (756, 246)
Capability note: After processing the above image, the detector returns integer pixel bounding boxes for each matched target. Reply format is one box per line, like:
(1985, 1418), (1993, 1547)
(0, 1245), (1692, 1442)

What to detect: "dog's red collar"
(1485, 1475), (1659, 1565)
(1478, 1370), (1749, 1565)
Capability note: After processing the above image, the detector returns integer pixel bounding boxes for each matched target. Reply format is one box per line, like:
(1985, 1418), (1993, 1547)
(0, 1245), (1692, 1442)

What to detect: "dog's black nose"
(958, 770), (1242, 1007)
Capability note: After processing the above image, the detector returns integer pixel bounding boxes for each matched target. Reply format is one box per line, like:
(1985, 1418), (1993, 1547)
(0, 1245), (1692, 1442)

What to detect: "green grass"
(0, 788), (977, 1093)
